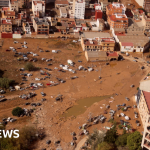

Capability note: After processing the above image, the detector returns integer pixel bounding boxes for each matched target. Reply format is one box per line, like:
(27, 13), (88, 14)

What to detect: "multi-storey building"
(10, 0), (19, 12)
(106, 2), (126, 16)
(73, 0), (85, 19)
(33, 17), (49, 35)
(60, 7), (67, 18)
(137, 80), (150, 149)
(107, 14), (128, 29)
(0, 0), (11, 8)
(32, 0), (45, 17)
(2, 10), (15, 20)
(0, 18), (12, 33)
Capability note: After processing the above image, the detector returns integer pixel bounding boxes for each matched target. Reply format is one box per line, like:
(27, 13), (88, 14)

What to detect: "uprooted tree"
(24, 62), (35, 71)
(12, 107), (24, 117)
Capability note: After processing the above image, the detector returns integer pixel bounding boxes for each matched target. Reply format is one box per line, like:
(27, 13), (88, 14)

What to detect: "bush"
(0, 78), (13, 89)
(115, 133), (130, 147)
(24, 63), (35, 71)
(121, 108), (124, 111)
(97, 142), (114, 150)
(104, 127), (118, 143)
(87, 129), (105, 150)
(0, 126), (38, 150)
(12, 107), (24, 117)
(118, 124), (123, 129)
(127, 131), (142, 150)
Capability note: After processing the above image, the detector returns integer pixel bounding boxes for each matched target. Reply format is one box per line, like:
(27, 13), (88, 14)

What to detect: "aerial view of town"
(0, 0), (150, 150)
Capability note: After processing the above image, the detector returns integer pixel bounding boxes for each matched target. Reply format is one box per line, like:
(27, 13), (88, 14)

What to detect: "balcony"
(146, 135), (150, 142)
(144, 143), (150, 149)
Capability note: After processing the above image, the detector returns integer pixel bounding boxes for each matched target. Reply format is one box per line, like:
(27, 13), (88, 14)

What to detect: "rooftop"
(34, 18), (49, 25)
(1, 19), (12, 24)
(87, 51), (107, 58)
(81, 32), (111, 38)
(55, 0), (68, 5)
(60, 7), (67, 14)
(33, 1), (45, 6)
(107, 2), (125, 10)
(121, 42), (133, 46)
(109, 14), (128, 22)
(140, 80), (150, 92)
(4, 11), (15, 16)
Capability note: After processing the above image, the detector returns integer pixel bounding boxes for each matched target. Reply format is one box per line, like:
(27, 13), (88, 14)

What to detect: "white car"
(135, 114), (138, 118)
(120, 113), (125, 117)
(37, 83), (43, 86)
(27, 74), (32, 77)
(24, 46), (28, 48)
(33, 84), (38, 88)
(125, 116), (129, 120)
(35, 78), (40, 81)
(33, 54), (38, 56)
(41, 58), (46, 61)
(52, 50), (57, 53)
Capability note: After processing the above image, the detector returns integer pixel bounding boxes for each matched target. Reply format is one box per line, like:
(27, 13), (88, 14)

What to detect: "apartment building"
(60, 7), (67, 18)
(106, 2), (126, 16)
(136, 80), (150, 149)
(2, 10), (15, 20)
(144, 0), (150, 14)
(22, 22), (31, 34)
(10, 0), (19, 12)
(81, 32), (115, 51)
(32, 0), (45, 17)
(73, 0), (85, 19)
(0, 18), (12, 33)
(99, 0), (110, 13)
(33, 17), (49, 35)
(107, 14), (128, 29)
(0, 0), (10, 8)
(141, 114), (150, 150)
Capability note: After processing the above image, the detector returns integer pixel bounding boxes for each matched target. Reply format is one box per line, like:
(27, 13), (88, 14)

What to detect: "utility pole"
(99, 65), (101, 79)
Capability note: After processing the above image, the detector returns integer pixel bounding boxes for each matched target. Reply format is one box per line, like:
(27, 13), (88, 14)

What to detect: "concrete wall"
(13, 34), (21, 38)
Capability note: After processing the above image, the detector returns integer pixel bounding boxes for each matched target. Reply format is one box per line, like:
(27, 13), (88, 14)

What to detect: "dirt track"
(0, 39), (150, 150)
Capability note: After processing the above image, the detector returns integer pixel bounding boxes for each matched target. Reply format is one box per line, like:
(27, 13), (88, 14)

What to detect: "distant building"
(22, 22), (31, 34)
(0, 18), (12, 33)
(106, 2), (126, 16)
(107, 14), (128, 29)
(99, 0), (110, 13)
(32, 0), (45, 17)
(144, 0), (150, 14)
(0, 0), (10, 8)
(81, 32), (115, 52)
(33, 17), (49, 35)
(73, 0), (85, 19)
(55, 0), (68, 8)
(60, 7), (67, 18)
(10, 0), (19, 12)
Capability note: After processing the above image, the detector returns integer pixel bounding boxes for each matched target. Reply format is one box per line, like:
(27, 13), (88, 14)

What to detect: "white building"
(32, 0), (45, 17)
(60, 7), (67, 18)
(135, 0), (145, 8)
(73, 0), (85, 19)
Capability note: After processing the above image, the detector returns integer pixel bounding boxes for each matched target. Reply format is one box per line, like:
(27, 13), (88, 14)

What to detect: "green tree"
(97, 142), (114, 150)
(12, 107), (24, 117)
(104, 127), (118, 143)
(127, 131), (142, 150)
(24, 62), (35, 71)
(118, 124), (123, 129)
(115, 133), (130, 147)
(87, 129), (105, 150)
(0, 78), (13, 89)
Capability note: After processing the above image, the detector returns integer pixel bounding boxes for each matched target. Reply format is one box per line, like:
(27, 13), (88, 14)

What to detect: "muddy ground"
(0, 38), (150, 150)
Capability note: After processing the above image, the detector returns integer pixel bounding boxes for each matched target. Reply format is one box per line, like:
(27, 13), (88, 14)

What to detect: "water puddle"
(61, 95), (111, 119)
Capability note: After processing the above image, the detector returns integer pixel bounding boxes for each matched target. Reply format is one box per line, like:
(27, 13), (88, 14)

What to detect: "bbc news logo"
(0, 130), (19, 138)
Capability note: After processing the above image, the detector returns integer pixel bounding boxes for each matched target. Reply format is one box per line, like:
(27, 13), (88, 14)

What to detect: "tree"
(115, 133), (130, 147)
(97, 142), (114, 150)
(0, 78), (13, 89)
(24, 63), (35, 71)
(104, 127), (118, 143)
(127, 131), (142, 150)
(87, 129), (105, 150)
(12, 107), (24, 117)
(118, 124), (123, 129)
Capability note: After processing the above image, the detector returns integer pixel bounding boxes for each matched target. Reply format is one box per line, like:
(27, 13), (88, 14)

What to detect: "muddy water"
(61, 95), (111, 118)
